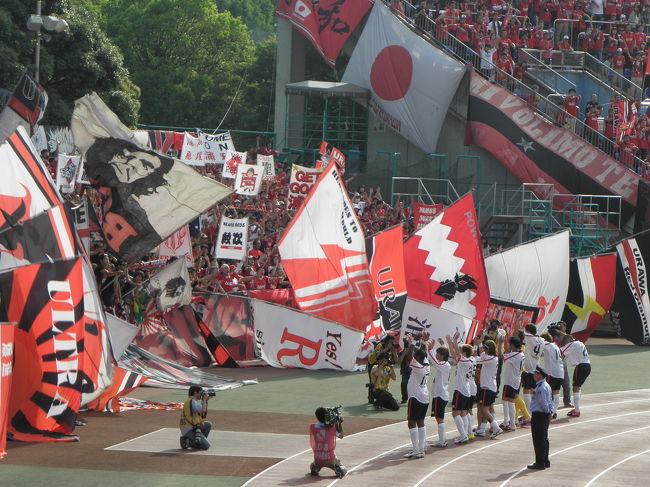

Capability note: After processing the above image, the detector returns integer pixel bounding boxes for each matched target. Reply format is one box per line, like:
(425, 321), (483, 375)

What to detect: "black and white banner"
(215, 216), (248, 260)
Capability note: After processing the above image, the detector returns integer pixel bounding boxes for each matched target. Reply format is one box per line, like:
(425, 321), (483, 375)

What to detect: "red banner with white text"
(413, 203), (444, 231)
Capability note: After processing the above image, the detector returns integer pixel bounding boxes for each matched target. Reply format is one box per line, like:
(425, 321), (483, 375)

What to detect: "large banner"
(342, 3), (465, 154)
(276, 0), (373, 67)
(466, 70), (641, 222)
(148, 130), (183, 155)
(70, 94), (232, 261)
(204, 131), (236, 164)
(179, 132), (205, 166)
(611, 231), (650, 345)
(0, 259), (86, 442)
(413, 203), (444, 231)
(403, 194), (489, 334)
(278, 162), (377, 332)
(0, 322), (15, 459)
(366, 226), (407, 333)
(215, 216), (248, 260)
(234, 163), (263, 196)
(253, 299), (363, 370)
(561, 254), (616, 342)
(201, 294), (256, 363)
(288, 163), (323, 210)
(158, 224), (193, 267)
(55, 154), (82, 194)
(0, 126), (61, 233)
(0, 72), (47, 144)
(485, 231), (570, 334)
(70, 200), (90, 253)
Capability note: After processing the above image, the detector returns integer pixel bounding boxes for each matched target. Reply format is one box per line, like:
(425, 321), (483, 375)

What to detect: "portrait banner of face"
(234, 163), (262, 196)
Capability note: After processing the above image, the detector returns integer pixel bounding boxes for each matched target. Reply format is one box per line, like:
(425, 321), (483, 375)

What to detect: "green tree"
(214, 0), (276, 42)
(0, 0), (140, 126)
(104, 0), (254, 128)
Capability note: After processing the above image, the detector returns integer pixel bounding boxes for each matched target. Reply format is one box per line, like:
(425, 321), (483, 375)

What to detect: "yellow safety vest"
(179, 398), (202, 430)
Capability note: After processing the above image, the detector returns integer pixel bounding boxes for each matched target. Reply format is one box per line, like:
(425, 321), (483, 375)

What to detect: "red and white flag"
(319, 141), (346, 173)
(276, 0), (373, 68)
(278, 161), (377, 332)
(288, 163), (323, 210)
(342, 2), (465, 153)
(0, 322), (15, 459)
(403, 193), (489, 326)
(222, 151), (247, 179)
(55, 154), (82, 194)
(413, 203), (444, 231)
(234, 163), (263, 196)
(158, 224), (193, 267)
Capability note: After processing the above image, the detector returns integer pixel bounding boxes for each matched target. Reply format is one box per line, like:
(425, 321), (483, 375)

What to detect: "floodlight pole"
(34, 0), (42, 83)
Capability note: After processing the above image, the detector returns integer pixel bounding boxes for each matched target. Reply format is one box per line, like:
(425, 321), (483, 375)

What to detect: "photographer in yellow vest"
(179, 385), (212, 450)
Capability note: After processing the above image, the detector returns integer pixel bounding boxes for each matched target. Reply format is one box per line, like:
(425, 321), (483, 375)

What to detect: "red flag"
(319, 141), (346, 173)
(84, 366), (146, 413)
(413, 203), (444, 231)
(0, 322), (15, 458)
(279, 161), (376, 332)
(0, 259), (86, 442)
(276, 0), (373, 67)
(403, 193), (489, 328)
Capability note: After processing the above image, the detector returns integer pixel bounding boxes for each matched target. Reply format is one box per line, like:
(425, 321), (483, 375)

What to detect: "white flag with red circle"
(342, 2), (466, 153)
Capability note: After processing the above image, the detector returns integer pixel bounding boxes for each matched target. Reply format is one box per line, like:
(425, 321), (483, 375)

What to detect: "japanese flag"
(342, 3), (466, 153)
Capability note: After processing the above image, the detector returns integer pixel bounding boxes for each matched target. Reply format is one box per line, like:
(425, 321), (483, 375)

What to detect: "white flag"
(287, 163), (323, 210)
(179, 132), (204, 166)
(258, 154), (276, 181)
(149, 257), (192, 312)
(234, 163), (263, 196)
(222, 151), (247, 179)
(252, 299), (363, 371)
(215, 216), (248, 260)
(204, 131), (235, 164)
(55, 154), (82, 193)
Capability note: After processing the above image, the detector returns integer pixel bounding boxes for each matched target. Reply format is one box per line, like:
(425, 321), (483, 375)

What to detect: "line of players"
(400, 322), (592, 459)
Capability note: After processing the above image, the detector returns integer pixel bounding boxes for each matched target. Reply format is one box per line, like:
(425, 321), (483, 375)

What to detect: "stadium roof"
(285, 80), (369, 100)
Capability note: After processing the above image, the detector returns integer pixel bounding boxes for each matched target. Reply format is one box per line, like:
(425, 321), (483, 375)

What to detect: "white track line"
(584, 448), (650, 487)
(327, 398), (650, 487)
(243, 391), (650, 486)
(240, 421), (400, 487)
(411, 409), (650, 487)
(105, 428), (166, 450)
(499, 426), (650, 486)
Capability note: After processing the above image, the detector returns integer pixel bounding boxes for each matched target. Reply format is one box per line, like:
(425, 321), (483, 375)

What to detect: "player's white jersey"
(454, 357), (474, 397)
(560, 340), (590, 367)
(541, 341), (564, 378)
(428, 352), (451, 401)
(477, 353), (498, 392)
(502, 351), (524, 389)
(523, 333), (545, 372)
(468, 356), (477, 395)
(407, 357), (430, 404)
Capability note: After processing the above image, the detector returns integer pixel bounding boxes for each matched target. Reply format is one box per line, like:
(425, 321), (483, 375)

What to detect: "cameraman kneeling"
(309, 407), (347, 478)
(371, 354), (400, 411)
(179, 386), (212, 450)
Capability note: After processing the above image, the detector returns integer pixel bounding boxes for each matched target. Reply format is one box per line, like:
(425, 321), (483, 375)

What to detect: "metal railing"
(383, 0), (646, 180)
(391, 177), (460, 206)
(517, 50), (576, 94)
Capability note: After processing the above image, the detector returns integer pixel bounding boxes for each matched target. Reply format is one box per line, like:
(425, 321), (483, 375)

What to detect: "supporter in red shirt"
(612, 48), (626, 81)
(557, 35), (573, 51)
(564, 88), (581, 132)
(606, 29), (621, 56)
(513, 60), (527, 80)
(617, 135), (639, 168)
(495, 51), (514, 82)
(631, 52), (645, 93)
(589, 24), (605, 60)
(554, 101), (569, 128)
(539, 32), (554, 63)
(621, 24), (637, 53)
(453, 15), (472, 44)
(584, 107), (601, 144)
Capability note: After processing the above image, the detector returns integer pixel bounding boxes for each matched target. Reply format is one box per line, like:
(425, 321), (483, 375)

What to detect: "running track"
(243, 389), (650, 486)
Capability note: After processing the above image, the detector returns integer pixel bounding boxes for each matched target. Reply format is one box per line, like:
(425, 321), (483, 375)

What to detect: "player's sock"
(502, 402), (510, 425)
(490, 419), (500, 432)
(409, 427), (419, 452)
(574, 392), (581, 412)
(467, 413), (474, 431)
(508, 402), (517, 428)
(418, 426), (427, 453)
(515, 396), (529, 419)
(454, 415), (466, 437)
(477, 422), (487, 434)
(437, 423), (446, 443)
(523, 394), (532, 412)
(464, 414), (472, 433)
(553, 394), (560, 412)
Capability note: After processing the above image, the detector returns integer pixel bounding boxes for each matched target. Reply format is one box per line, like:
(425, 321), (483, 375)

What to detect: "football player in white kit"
(541, 332), (564, 414)
(445, 334), (475, 444)
(560, 334), (591, 417)
(404, 342), (430, 459)
(521, 324), (546, 413)
(427, 341), (451, 447)
(499, 335), (524, 430)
